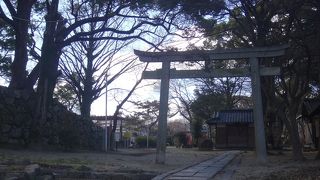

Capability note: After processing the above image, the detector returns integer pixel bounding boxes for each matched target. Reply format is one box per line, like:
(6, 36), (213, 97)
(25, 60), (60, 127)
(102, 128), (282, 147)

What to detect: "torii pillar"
(156, 61), (170, 163)
(250, 57), (267, 163)
(134, 45), (288, 164)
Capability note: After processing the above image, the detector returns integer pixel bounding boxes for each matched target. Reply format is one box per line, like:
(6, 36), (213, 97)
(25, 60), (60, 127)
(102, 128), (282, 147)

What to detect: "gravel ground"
(0, 147), (222, 174)
(3, 147), (317, 179)
(232, 151), (320, 180)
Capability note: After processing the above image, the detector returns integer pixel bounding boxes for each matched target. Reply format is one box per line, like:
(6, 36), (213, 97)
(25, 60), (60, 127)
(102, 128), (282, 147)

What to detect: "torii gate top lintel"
(134, 44), (288, 62)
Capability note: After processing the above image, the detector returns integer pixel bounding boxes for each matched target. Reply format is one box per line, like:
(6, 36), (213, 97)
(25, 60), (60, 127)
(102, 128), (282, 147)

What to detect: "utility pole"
(105, 75), (108, 152)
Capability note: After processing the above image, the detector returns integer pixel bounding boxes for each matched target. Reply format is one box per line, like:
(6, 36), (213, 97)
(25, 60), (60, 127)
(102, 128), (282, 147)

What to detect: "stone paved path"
(153, 151), (240, 180)
(211, 153), (241, 180)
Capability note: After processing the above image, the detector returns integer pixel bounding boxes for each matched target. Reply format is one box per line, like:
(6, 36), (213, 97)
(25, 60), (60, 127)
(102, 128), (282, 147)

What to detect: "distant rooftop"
(90, 115), (125, 121)
(207, 109), (253, 125)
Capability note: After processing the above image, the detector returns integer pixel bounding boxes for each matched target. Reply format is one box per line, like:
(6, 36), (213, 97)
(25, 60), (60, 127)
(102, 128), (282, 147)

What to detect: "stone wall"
(0, 86), (103, 150)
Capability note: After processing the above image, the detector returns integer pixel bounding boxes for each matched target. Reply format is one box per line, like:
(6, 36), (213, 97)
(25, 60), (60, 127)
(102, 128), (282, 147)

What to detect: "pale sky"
(90, 32), (206, 118)
(0, 1), (207, 122)
(0, 23), (205, 121)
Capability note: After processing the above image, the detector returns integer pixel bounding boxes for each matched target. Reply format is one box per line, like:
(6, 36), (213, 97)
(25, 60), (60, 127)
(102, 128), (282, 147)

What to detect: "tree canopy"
(0, 0), (183, 147)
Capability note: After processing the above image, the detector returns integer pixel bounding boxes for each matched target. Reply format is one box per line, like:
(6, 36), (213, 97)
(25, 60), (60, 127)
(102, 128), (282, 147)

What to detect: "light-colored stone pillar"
(156, 61), (170, 164)
(250, 57), (267, 163)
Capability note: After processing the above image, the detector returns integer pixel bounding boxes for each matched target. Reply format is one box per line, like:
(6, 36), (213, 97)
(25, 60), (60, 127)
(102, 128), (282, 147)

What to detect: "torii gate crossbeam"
(134, 45), (288, 164)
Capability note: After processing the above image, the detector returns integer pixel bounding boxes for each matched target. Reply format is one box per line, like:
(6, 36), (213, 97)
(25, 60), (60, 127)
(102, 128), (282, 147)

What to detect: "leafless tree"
(0, 0), (181, 129)
(170, 79), (195, 129)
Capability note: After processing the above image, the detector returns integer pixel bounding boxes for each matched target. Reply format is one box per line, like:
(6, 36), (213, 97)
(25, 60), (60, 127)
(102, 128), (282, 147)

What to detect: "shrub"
(135, 136), (156, 148)
(198, 139), (213, 151)
(173, 132), (188, 148)
(166, 136), (174, 146)
(123, 131), (132, 140)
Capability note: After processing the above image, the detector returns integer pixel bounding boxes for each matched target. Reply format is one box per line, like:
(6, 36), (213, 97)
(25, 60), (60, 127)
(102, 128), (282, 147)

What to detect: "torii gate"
(134, 45), (288, 164)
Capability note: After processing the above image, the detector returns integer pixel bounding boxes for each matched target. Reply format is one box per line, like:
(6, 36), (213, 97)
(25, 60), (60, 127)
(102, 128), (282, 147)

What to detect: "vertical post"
(105, 76), (108, 152)
(147, 127), (149, 149)
(250, 57), (267, 163)
(156, 61), (170, 164)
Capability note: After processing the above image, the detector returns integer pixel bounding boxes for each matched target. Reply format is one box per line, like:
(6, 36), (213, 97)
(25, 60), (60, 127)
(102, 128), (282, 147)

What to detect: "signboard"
(115, 132), (120, 142)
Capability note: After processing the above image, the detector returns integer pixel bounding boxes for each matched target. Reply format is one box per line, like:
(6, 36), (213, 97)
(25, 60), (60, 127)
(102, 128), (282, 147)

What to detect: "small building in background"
(206, 109), (255, 149)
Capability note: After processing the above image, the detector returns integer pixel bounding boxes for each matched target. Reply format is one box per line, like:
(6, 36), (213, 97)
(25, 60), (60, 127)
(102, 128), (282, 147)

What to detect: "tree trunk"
(36, 43), (60, 121)
(316, 122), (320, 160)
(265, 101), (284, 150)
(80, 38), (94, 118)
(286, 103), (305, 161)
(36, 0), (62, 134)
(272, 116), (284, 150)
(9, 0), (34, 89)
(26, 63), (40, 89)
(80, 93), (92, 118)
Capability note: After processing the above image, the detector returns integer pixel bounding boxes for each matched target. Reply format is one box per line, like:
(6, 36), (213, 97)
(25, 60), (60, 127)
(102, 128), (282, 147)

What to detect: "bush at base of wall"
(135, 136), (157, 148)
(198, 139), (213, 151)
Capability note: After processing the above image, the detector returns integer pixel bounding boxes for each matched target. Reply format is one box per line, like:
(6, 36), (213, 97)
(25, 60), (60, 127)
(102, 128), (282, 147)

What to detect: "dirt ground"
(232, 150), (320, 180)
(1, 147), (320, 179)
(0, 147), (221, 174)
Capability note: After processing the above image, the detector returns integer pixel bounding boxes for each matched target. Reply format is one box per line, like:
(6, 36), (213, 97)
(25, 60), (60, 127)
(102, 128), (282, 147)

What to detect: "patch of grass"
(32, 157), (93, 168)
(7, 165), (24, 172)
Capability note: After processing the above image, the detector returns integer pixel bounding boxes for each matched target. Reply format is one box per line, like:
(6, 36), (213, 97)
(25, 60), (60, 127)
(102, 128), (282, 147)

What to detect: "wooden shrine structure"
(134, 45), (288, 164)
